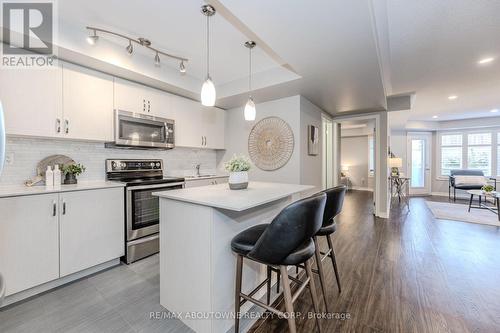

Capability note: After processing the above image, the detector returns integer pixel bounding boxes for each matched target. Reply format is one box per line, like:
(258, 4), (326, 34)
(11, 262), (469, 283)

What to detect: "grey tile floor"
(0, 255), (192, 333)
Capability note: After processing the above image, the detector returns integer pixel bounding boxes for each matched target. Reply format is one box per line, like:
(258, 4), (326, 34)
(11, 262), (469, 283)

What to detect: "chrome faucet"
(195, 164), (201, 177)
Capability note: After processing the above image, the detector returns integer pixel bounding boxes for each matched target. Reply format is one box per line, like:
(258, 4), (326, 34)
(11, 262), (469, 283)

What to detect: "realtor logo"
(1, 1), (56, 67)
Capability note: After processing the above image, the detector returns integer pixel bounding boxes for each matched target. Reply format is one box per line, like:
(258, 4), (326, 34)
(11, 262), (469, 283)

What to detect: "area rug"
(425, 201), (500, 227)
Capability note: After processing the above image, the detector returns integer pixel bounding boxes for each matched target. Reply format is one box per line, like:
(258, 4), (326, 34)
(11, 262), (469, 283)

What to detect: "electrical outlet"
(5, 152), (14, 165)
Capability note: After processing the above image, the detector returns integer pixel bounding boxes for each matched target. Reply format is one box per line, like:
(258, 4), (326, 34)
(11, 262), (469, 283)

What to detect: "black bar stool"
(231, 193), (327, 333)
(272, 186), (346, 313)
(312, 185), (346, 312)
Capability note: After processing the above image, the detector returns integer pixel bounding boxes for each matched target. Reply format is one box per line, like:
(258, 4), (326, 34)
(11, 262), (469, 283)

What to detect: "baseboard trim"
(1, 258), (120, 308)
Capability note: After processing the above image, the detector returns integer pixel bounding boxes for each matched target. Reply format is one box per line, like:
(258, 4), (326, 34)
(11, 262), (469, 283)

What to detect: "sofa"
(448, 169), (496, 201)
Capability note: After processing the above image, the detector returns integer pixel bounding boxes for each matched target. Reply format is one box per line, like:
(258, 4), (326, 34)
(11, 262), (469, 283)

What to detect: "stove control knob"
(121, 163), (126, 168)
(111, 161), (117, 169)
(150, 162), (155, 168)
(156, 162), (161, 168)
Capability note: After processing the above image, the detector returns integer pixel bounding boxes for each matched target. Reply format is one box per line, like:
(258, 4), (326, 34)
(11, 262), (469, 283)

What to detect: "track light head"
(179, 61), (186, 73)
(126, 40), (133, 54)
(86, 30), (98, 45)
(154, 52), (161, 67)
(201, 4), (216, 16)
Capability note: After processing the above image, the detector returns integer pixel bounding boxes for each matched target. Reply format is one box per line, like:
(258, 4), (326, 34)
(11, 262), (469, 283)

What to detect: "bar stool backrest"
(319, 185), (346, 227)
(248, 193), (326, 265)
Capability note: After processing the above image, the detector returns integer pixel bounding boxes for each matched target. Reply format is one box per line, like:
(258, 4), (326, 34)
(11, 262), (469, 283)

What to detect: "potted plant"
(482, 184), (495, 193)
(62, 163), (86, 185)
(224, 155), (251, 190)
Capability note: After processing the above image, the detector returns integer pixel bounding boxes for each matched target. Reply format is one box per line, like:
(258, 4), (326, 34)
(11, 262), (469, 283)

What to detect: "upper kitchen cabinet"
(201, 106), (225, 149)
(114, 77), (171, 118)
(171, 94), (225, 149)
(0, 64), (63, 137)
(62, 63), (114, 141)
(170, 94), (202, 148)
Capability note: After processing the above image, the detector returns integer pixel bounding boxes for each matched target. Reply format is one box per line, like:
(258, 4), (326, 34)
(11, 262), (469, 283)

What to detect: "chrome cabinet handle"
(64, 119), (69, 134)
(62, 201), (66, 215)
(201, 136), (204, 146)
(56, 118), (61, 133)
(52, 201), (57, 216)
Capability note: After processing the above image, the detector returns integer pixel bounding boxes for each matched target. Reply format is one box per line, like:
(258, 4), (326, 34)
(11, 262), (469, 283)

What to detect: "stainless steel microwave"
(108, 110), (175, 149)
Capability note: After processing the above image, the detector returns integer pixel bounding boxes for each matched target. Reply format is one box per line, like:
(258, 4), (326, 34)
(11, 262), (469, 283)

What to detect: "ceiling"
(383, 0), (500, 124)
(9, 0), (500, 124)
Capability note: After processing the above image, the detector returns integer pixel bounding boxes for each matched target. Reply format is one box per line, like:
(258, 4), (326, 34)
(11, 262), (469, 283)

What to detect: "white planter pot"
(228, 171), (249, 190)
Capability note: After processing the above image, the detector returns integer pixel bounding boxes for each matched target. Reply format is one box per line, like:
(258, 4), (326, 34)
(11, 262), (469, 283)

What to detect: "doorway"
(322, 116), (333, 189)
(407, 132), (432, 195)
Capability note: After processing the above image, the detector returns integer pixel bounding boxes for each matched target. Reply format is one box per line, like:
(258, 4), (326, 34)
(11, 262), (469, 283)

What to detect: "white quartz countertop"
(153, 181), (314, 212)
(0, 181), (125, 198)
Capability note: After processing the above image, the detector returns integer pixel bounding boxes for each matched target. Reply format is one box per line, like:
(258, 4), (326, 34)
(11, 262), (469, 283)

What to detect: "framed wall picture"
(308, 125), (319, 156)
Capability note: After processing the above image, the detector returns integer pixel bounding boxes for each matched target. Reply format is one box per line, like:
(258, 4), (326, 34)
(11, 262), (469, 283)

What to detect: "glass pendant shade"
(244, 97), (256, 121)
(201, 76), (216, 106)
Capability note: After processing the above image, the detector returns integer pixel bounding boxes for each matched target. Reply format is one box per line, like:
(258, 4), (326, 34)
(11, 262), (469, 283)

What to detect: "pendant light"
(201, 5), (216, 106)
(244, 41), (256, 121)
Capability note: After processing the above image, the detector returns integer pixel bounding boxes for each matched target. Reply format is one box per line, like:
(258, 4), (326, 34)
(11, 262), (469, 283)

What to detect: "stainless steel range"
(106, 159), (184, 264)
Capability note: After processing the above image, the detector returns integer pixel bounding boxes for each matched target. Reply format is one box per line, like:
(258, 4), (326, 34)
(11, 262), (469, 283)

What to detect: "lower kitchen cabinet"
(59, 188), (124, 276)
(0, 194), (60, 296)
(0, 187), (124, 297)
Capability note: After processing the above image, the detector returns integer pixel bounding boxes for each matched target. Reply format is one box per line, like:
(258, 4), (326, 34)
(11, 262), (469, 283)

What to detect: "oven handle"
(126, 182), (185, 191)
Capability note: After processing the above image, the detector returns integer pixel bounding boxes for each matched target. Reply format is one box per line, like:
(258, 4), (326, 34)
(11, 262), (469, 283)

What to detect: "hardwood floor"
(249, 191), (500, 333)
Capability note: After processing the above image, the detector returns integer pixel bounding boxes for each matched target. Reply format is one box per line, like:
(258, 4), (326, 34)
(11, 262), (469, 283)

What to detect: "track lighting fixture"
(85, 26), (188, 73)
(125, 40), (133, 54)
(244, 41), (256, 121)
(86, 29), (98, 45)
(200, 5), (217, 106)
(154, 52), (161, 67)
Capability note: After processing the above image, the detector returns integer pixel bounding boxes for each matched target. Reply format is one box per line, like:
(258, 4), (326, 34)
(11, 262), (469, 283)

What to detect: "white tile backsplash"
(0, 136), (219, 186)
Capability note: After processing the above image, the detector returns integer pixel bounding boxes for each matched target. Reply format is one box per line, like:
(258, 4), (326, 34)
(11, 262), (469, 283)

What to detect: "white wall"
(300, 97), (323, 191)
(340, 136), (373, 190)
(0, 136), (217, 186)
(218, 95), (324, 192)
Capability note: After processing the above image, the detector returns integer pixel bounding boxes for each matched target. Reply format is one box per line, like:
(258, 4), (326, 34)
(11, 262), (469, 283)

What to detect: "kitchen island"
(154, 182), (314, 333)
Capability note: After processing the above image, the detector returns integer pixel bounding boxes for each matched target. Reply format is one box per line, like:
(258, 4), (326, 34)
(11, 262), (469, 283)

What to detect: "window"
(440, 134), (462, 176)
(467, 133), (491, 176)
(438, 129), (500, 178)
(368, 135), (375, 176)
(498, 133), (500, 176)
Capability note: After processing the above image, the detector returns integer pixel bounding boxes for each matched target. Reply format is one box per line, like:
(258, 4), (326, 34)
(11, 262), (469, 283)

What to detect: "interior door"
(407, 132), (432, 195)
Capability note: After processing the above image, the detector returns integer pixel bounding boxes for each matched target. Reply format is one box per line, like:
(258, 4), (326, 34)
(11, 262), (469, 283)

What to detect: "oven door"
(115, 110), (174, 149)
(126, 182), (184, 241)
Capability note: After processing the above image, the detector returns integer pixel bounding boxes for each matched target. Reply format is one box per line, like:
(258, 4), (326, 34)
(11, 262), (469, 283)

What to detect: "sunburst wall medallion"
(248, 117), (295, 171)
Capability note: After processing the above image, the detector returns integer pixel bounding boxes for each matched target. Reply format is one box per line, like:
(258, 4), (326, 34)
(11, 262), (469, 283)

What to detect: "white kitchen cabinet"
(184, 177), (228, 188)
(0, 65), (63, 137)
(0, 187), (124, 297)
(171, 94), (226, 149)
(59, 188), (124, 277)
(62, 63), (114, 141)
(0, 194), (60, 296)
(201, 106), (225, 149)
(114, 77), (170, 117)
(171, 94), (202, 147)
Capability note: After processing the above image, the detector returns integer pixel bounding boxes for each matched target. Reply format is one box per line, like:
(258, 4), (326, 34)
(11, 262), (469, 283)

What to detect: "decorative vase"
(64, 173), (78, 185)
(228, 171), (248, 190)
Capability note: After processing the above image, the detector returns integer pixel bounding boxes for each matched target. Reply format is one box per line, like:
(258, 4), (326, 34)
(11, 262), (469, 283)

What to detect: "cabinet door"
(62, 63), (114, 141)
(0, 65), (63, 137)
(171, 95), (202, 148)
(59, 188), (124, 277)
(202, 107), (225, 149)
(114, 77), (148, 114)
(0, 194), (59, 296)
